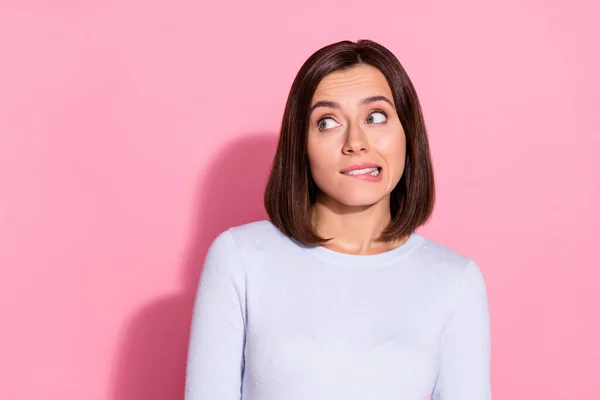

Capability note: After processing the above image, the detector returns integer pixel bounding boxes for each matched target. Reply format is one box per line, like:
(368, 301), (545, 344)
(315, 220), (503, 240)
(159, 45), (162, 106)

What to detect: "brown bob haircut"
(264, 39), (435, 246)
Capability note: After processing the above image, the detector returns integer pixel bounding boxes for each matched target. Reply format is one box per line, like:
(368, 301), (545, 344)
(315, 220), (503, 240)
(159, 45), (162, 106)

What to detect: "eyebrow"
(309, 95), (394, 114)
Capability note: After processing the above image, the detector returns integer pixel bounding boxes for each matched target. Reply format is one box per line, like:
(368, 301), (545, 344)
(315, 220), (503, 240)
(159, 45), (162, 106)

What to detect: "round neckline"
(302, 231), (424, 267)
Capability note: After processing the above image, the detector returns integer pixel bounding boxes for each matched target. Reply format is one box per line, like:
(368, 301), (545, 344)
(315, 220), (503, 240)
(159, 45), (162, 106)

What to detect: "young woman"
(185, 39), (491, 400)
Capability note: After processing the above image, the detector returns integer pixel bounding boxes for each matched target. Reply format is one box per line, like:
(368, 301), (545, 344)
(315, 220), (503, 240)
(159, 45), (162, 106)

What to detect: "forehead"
(312, 64), (393, 101)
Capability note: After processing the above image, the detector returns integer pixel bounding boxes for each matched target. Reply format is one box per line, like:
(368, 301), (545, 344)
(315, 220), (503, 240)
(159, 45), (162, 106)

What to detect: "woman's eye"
(366, 111), (387, 124)
(318, 118), (339, 130)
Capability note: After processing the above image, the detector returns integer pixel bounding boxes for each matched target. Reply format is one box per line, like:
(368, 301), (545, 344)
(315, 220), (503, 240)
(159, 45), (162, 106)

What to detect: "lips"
(340, 162), (382, 174)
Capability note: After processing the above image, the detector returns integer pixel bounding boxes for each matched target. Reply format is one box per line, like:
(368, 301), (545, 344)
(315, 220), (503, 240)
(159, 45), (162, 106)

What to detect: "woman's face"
(307, 64), (406, 208)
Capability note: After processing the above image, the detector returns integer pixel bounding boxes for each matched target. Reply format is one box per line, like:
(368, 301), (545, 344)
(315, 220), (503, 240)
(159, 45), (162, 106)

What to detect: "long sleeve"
(432, 260), (492, 400)
(185, 230), (246, 400)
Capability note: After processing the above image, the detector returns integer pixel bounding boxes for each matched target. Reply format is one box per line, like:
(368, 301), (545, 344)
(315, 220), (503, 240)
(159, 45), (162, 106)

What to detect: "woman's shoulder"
(416, 233), (472, 268)
(204, 220), (288, 269)
(414, 233), (487, 291)
(227, 219), (281, 241)
(213, 219), (289, 251)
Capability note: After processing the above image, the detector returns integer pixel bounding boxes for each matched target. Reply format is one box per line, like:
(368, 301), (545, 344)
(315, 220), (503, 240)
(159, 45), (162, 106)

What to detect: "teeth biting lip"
(340, 163), (382, 175)
(342, 167), (382, 176)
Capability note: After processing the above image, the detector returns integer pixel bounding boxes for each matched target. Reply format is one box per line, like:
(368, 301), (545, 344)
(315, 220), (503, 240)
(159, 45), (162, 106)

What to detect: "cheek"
(308, 156), (334, 181)
(307, 137), (337, 174)
(377, 133), (407, 172)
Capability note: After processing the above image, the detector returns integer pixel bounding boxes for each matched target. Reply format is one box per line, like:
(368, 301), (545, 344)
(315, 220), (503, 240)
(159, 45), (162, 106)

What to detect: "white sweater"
(185, 220), (491, 399)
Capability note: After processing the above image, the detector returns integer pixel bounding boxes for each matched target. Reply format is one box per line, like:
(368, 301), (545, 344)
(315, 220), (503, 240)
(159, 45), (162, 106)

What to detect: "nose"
(342, 122), (370, 155)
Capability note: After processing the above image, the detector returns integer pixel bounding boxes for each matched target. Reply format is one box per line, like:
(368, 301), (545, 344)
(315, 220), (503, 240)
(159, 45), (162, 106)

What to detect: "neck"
(311, 193), (402, 255)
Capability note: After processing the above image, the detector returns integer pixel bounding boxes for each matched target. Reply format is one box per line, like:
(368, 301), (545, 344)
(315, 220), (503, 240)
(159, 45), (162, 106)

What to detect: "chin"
(330, 192), (389, 208)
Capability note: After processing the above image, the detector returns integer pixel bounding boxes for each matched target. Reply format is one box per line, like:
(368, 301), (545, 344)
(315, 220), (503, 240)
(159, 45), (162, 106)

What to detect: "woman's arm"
(432, 260), (492, 399)
(185, 230), (246, 400)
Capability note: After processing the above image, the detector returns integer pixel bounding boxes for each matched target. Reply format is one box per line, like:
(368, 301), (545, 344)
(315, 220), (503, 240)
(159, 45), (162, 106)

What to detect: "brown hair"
(264, 39), (435, 246)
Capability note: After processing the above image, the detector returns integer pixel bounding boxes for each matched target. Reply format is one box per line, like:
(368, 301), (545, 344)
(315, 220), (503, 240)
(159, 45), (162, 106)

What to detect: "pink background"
(1, 1), (598, 399)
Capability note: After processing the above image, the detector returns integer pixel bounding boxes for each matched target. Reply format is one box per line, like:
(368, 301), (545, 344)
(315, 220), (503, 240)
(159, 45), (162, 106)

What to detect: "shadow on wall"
(112, 134), (279, 400)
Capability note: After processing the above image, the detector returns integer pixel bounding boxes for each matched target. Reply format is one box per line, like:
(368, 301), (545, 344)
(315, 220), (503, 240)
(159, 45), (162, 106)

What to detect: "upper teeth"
(344, 167), (380, 176)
